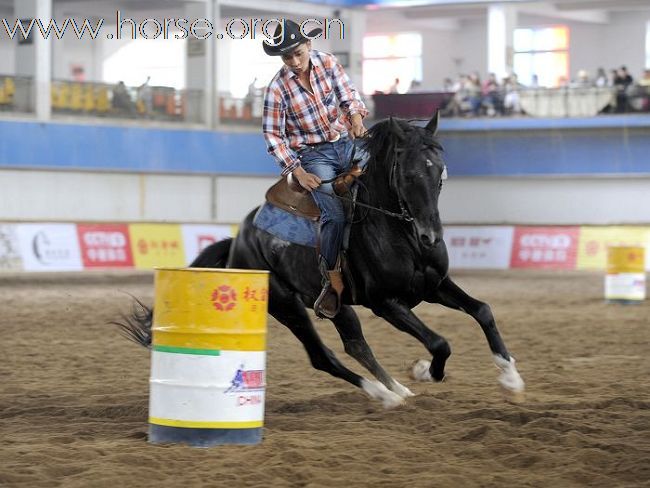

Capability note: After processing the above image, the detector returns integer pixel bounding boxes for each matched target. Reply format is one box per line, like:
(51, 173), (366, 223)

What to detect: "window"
(513, 26), (569, 87)
(103, 38), (186, 89)
(362, 33), (422, 95)
(226, 38), (282, 98)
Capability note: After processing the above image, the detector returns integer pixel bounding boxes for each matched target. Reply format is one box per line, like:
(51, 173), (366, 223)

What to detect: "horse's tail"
(112, 295), (154, 348)
(114, 238), (234, 349)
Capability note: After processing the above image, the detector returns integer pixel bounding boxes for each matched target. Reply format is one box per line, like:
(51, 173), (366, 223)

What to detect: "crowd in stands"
(438, 66), (650, 117)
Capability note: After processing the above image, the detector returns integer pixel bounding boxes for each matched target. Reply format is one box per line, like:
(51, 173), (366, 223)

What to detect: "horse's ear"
(390, 116), (406, 142)
(425, 110), (440, 135)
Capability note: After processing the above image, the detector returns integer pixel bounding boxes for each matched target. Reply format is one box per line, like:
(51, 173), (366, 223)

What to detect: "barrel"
(605, 246), (646, 303)
(148, 267), (269, 447)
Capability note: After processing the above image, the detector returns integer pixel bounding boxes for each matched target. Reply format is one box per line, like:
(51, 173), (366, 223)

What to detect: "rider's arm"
(330, 55), (368, 123)
(262, 85), (301, 176)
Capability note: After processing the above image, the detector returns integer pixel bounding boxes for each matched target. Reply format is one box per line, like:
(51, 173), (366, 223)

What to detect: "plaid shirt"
(262, 50), (368, 176)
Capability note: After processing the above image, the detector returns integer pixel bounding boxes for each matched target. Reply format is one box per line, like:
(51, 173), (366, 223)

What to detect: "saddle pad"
(253, 202), (318, 247)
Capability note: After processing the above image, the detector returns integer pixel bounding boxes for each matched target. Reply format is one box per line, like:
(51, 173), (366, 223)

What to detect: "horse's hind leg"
(332, 305), (414, 399)
(371, 299), (451, 382)
(268, 279), (403, 408)
(428, 276), (525, 393)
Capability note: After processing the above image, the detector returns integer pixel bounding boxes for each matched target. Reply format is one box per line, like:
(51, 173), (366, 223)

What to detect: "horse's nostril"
(420, 234), (433, 247)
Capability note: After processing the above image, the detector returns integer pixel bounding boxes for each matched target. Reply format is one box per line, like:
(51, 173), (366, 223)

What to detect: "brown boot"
(314, 269), (344, 319)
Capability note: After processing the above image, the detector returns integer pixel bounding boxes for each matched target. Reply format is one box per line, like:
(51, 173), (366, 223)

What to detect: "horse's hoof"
(391, 380), (416, 398)
(502, 387), (526, 404)
(362, 379), (405, 409)
(494, 355), (525, 393)
(409, 359), (432, 382)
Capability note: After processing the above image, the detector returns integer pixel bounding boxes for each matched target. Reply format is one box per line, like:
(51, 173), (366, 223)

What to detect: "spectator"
(467, 72), (482, 115)
(530, 74), (539, 88)
(639, 69), (650, 88)
(503, 74), (522, 115)
(482, 72), (502, 116)
(388, 78), (400, 94)
(573, 69), (593, 88)
(614, 66), (634, 112)
(112, 81), (136, 116)
(407, 79), (423, 93)
(595, 67), (608, 87)
(136, 76), (152, 115)
(446, 74), (472, 116)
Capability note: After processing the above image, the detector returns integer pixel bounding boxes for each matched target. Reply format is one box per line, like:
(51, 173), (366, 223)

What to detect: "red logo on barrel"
(211, 285), (237, 312)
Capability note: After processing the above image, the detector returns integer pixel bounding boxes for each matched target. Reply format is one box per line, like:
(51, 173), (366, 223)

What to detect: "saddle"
(265, 164), (365, 221)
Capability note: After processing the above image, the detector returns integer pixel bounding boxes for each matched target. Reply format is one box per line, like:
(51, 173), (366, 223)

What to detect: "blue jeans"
(298, 136), (356, 269)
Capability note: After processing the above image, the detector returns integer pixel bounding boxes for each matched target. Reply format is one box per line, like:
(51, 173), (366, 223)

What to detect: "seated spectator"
(442, 74), (471, 117)
(595, 67), (608, 87)
(112, 81), (136, 116)
(503, 74), (522, 115)
(572, 69), (594, 88)
(407, 80), (424, 93)
(481, 73), (502, 116)
(530, 74), (539, 88)
(467, 72), (482, 116)
(638, 69), (650, 88)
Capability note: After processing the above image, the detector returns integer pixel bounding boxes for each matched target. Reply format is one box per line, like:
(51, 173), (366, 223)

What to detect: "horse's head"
(363, 112), (447, 250)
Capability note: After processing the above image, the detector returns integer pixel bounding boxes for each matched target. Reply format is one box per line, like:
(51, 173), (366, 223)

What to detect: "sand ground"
(1, 270), (648, 487)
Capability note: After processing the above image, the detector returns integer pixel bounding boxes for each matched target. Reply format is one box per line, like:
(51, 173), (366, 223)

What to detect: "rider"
(262, 19), (368, 318)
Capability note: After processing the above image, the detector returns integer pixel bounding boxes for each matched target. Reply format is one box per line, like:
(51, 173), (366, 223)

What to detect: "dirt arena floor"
(1, 270), (648, 487)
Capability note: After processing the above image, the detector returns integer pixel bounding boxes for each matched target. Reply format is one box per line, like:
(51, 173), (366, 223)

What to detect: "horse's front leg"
(429, 276), (525, 394)
(372, 299), (451, 382)
(332, 305), (414, 399)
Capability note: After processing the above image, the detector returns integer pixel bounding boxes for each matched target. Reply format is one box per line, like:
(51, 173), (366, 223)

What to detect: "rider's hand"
(349, 113), (367, 139)
(292, 166), (321, 192)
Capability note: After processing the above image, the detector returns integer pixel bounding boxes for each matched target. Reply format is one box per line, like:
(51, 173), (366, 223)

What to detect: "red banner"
(77, 224), (134, 268)
(510, 226), (580, 269)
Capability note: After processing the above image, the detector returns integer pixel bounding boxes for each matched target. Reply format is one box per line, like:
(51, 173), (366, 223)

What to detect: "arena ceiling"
(0, 0), (647, 21)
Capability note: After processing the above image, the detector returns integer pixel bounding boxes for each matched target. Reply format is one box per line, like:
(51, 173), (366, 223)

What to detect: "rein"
(315, 143), (414, 223)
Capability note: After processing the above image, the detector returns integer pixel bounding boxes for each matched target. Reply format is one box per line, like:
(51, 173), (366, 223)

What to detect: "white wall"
(0, 169), (275, 224)
(449, 18), (488, 77)
(440, 176), (650, 225)
(1, 168), (649, 225)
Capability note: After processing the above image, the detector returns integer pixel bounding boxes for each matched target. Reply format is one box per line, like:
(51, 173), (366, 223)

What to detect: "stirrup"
(314, 258), (344, 319)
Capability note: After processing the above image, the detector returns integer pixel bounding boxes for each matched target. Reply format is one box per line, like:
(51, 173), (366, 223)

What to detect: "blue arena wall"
(1, 115), (649, 176)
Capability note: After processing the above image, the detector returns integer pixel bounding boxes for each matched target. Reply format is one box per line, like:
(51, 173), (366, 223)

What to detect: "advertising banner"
(129, 224), (185, 269)
(510, 226), (580, 269)
(576, 226), (650, 271)
(0, 224), (22, 271)
(77, 224), (134, 268)
(445, 226), (514, 269)
(181, 224), (233, 265)
(15, 223), (83, 271)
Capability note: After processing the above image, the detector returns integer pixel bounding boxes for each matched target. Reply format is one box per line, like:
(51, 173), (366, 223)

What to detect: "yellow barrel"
(148, 268), (269, 446)
(605, 246), (646, 303)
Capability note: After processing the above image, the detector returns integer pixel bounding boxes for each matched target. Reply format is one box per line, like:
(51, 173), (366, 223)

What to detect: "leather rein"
(315, 143), (414, 223)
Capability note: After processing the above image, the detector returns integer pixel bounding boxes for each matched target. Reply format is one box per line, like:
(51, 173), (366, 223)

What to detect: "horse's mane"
(360, 118), (443, 179)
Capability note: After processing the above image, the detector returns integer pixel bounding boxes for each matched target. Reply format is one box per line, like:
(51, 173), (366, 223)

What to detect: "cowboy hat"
(262, 19), (322, 56)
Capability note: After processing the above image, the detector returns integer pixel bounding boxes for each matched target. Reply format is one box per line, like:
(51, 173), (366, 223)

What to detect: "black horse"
(120, 113), (524, 407)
